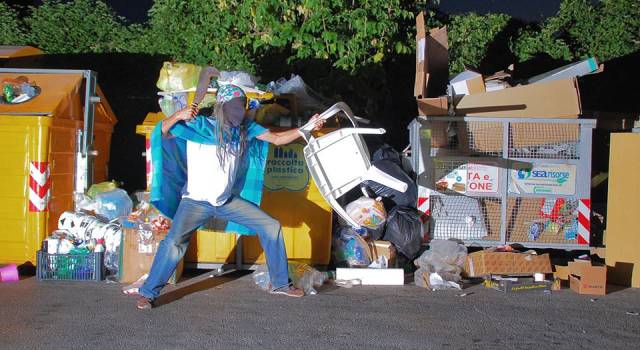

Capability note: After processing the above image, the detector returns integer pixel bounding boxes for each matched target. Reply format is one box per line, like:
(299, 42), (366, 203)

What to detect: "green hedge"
(1, 0), (638, 74)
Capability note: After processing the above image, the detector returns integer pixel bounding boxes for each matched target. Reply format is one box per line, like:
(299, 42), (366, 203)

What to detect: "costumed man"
(135, 69), (324, 309)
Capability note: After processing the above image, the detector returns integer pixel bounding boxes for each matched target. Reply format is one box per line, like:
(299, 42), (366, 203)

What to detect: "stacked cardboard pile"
(414, 12), (600, 119)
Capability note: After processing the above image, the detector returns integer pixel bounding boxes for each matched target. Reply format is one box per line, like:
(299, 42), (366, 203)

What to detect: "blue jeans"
(139, 196), (289, 299)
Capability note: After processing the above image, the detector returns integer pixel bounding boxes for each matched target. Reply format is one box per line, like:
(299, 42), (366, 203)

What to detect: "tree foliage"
(0, 0), (638, 74)
(0, 2), (27, 45)
(144, 0), (414, 72)
(513, 0), (640, 62)
(448, 13), (510, 75)
(25, 0), (136, 54)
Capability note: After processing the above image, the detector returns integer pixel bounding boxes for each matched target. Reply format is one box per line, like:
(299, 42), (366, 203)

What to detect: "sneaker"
(136, 296), (155, 310)
(269, 285), (304, 298)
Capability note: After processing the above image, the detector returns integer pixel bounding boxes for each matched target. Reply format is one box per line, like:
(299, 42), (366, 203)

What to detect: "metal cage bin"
(409, 116), (596, 249)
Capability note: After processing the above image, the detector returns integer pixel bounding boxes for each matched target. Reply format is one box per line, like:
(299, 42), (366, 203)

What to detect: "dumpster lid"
(0, 46), (43, 59)
(0, 72), (116, 125)
(136, 112), (166, 136)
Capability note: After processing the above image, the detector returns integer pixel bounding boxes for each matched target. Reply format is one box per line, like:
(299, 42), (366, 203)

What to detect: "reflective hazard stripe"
(577, 199), (590, 245)
(29, 161), (51, 212)
(417, 186), (430, 216)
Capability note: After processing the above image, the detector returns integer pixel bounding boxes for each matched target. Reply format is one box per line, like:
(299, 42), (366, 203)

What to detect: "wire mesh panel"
(509, 123), (580, 159)
(409, 116), (595, 249)
(424, 120), (504, 157)
(506, 198), (580, 244)
(430, 195), (502, 241)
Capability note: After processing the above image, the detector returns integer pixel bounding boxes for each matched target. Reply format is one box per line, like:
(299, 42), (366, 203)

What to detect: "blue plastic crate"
(37, 250), (105, 281)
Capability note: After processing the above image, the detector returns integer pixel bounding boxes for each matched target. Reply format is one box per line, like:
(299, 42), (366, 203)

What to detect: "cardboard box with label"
(119, 228), (183, 284)
(463, 250), (552, 278)
(568, 260), (606, 295)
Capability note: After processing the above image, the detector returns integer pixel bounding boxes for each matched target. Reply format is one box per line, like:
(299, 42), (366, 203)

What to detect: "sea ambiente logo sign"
(509, 164), (576, 195)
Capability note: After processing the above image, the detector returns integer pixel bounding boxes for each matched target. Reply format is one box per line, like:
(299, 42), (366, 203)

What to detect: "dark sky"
(7, 1), (577, 24)
(110, 0), (567, 24)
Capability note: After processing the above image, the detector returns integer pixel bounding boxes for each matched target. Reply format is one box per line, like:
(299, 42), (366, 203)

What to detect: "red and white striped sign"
(29, 161), (51, 212)
(417, 186), (430, 217)
(577, 199), (590, 245)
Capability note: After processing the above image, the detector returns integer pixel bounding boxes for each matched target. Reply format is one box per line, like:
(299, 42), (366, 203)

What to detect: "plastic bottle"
(3, 84), (14, 103)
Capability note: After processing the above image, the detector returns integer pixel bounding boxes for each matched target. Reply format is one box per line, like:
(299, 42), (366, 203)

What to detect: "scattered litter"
(122, 274), (147, 295)
(626, 312), (639, 316)
(590, 298), (599, 302)
(334, 279), (362, 288)
(414, 240), (467, 290)
(0, 264), (19, 283)
(457, 292), (473, 297)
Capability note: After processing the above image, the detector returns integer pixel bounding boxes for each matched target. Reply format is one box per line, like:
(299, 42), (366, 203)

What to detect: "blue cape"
(149, 116), (269, 235)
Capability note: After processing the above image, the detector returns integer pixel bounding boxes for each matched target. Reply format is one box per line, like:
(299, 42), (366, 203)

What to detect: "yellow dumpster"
(136, 114), (332, 267)
(0, 71), (117, 265)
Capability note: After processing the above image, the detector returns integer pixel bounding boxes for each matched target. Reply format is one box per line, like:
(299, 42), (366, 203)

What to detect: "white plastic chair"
(299, 102), (408, 228)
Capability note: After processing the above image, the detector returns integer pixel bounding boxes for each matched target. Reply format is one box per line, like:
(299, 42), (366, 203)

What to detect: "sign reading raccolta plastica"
(509, 163), (576, 195)
(264, 143), (309, 192)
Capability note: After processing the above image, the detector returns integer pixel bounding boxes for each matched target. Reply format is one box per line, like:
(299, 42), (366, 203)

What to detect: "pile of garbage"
(332, 144), (423, 269)
(40, 182), (172, 280)
(155, 62), (329, 126)
(253, 263), (330, 296)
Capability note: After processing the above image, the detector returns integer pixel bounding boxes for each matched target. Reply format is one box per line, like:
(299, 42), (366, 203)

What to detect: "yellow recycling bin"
(137, 114), (332, 266)
(0, 71), (117, 265)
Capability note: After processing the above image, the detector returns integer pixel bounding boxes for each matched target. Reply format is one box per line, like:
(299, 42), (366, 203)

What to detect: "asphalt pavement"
(1, 270), (639, 349)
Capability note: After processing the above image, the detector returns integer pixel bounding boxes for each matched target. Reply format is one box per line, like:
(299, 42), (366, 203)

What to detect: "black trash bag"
(383, 205), (423, 260)
(372, 144), (402, 166)
(362, 159), (418, 208)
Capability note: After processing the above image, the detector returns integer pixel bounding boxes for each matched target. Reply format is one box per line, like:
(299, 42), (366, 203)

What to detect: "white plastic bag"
(414, 239), (468, 290)
(218, 71), (258, 88)
(345, 196), (387, 231)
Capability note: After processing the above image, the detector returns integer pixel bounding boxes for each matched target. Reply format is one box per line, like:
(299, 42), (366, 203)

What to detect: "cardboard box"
(554, 264), (570, 280)
(569, 260), (606, 295)
(463, 250), (553, 278)
(484, 277), (553, 293)
(455, 78), (582, 118)
(336, 268), (404, 285)
(417, 97), (448, 116)
(119, 228), (183, 284)
(605, 133), (640, 288)
(450, 70), (486, 96)
(367, 240), (397, 267)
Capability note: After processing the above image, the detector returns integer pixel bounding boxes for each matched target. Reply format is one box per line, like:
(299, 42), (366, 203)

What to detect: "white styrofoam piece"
(336, 268), (405, 285)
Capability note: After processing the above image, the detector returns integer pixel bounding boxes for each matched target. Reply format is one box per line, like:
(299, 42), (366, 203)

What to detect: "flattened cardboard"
(463, 250), (553, 278)
(455, 78), (582, 118)
(414, 12), (448, 99)
(605, 133), (640, 288)
(569, 260), (606, 295)
(119, 228), (183, 284)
